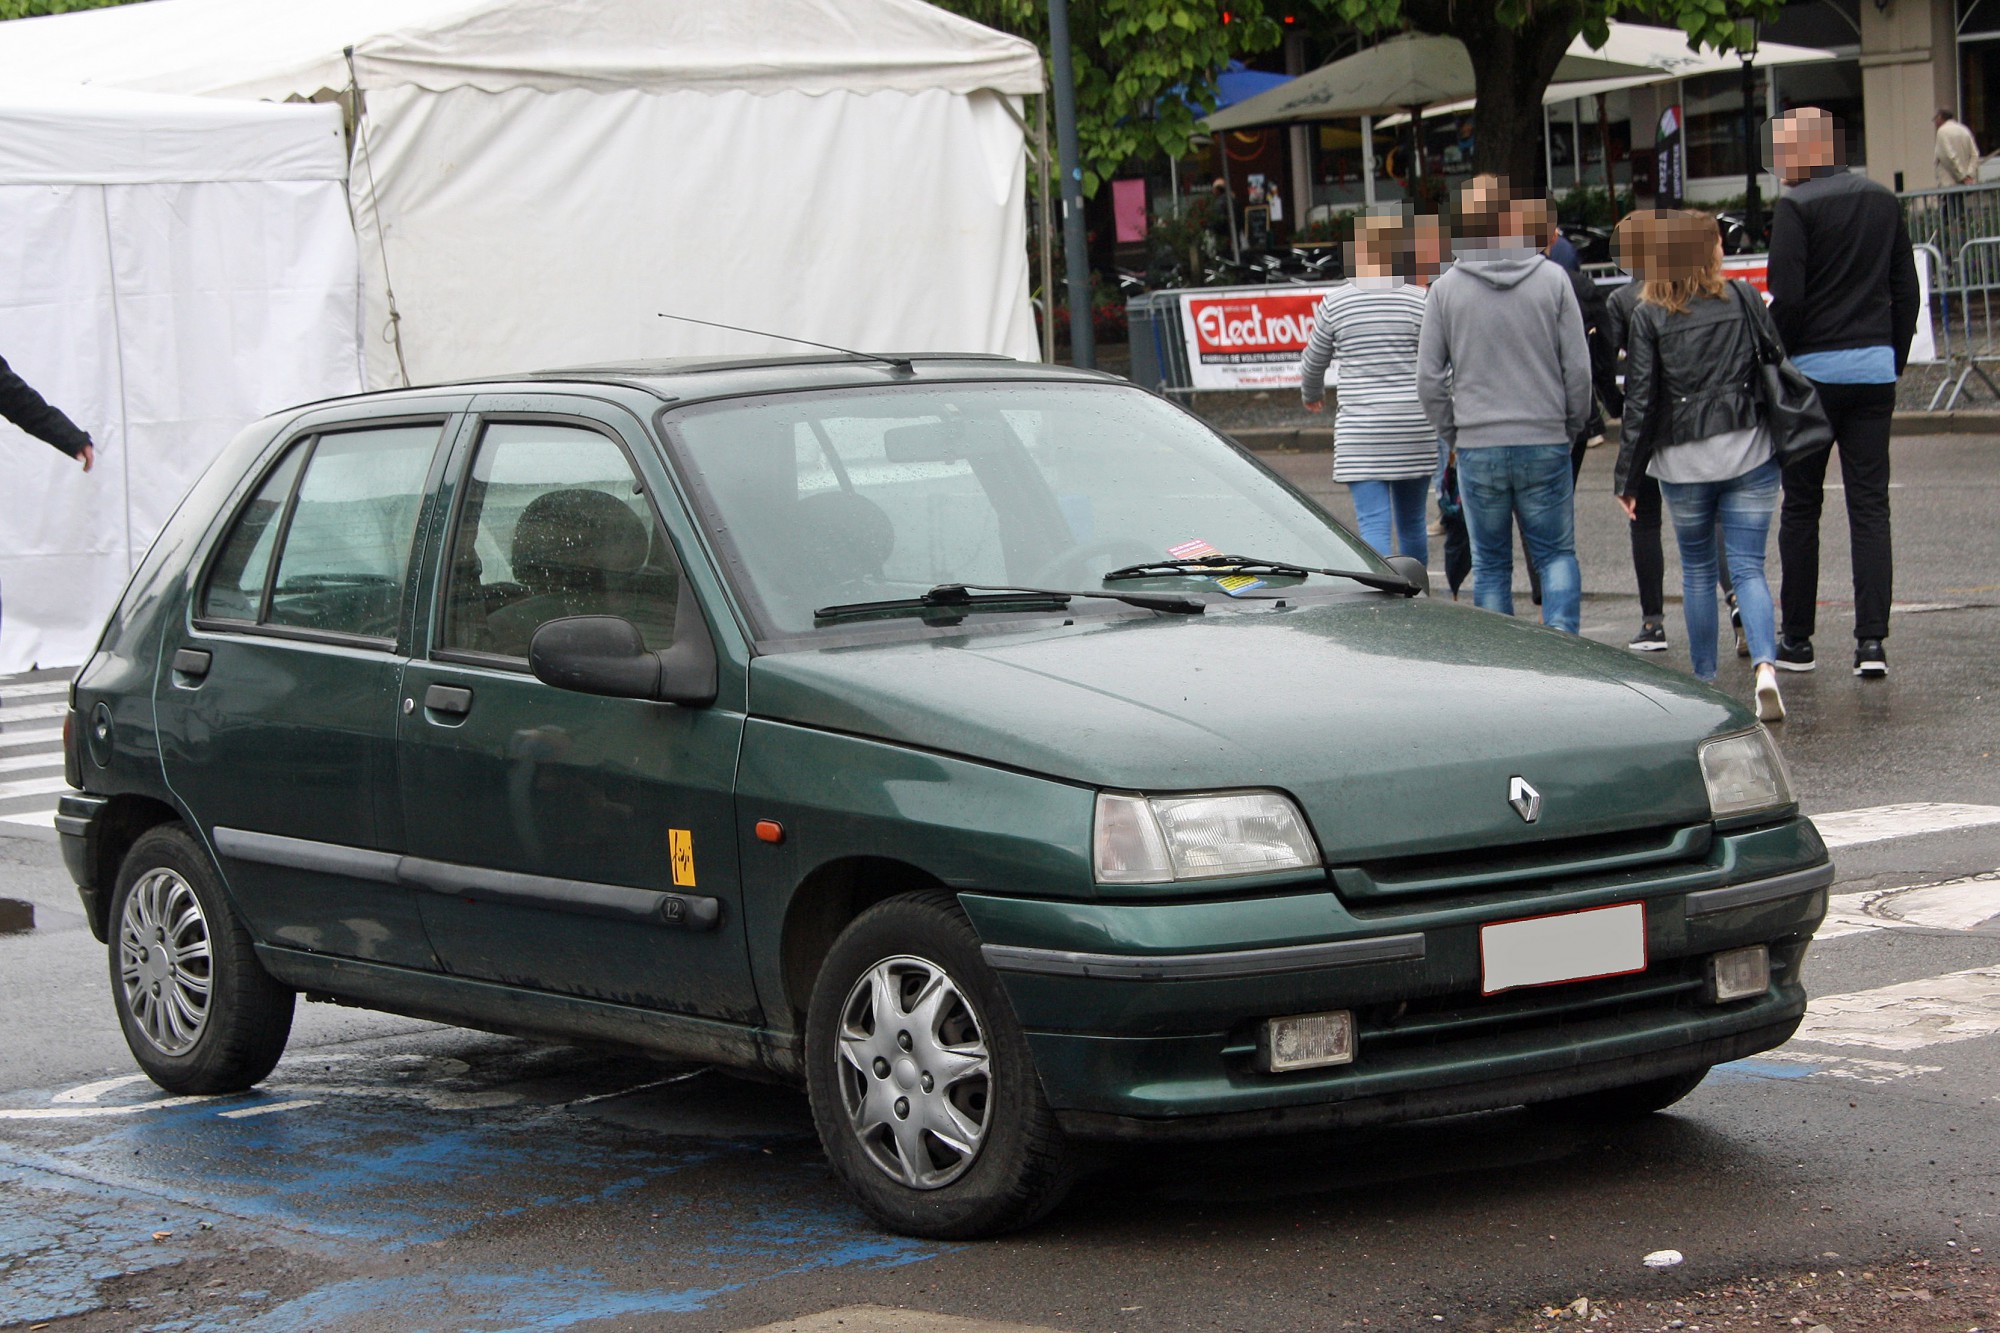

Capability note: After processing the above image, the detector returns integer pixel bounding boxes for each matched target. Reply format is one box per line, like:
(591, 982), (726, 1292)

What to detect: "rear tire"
(805, 890), (1073, 1238)
(1544, 1066), (1710, 1121)
(109, 825), (295, 1095)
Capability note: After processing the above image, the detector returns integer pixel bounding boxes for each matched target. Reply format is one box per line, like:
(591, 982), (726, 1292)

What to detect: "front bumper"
(962, 819), (1829, 1136)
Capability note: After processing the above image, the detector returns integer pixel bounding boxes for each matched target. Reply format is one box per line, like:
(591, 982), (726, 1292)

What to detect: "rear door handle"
(171, 648), (212, 682)
(424, 684), (473, 717)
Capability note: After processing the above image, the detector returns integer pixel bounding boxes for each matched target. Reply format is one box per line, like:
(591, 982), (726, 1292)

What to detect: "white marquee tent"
(0, 0), (1047, 394)
(0, 84), (361, 673)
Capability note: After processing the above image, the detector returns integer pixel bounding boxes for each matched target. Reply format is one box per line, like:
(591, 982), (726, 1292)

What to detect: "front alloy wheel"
(836, 955), (992, 1190)
(806, 891), (1073, 1238)
(118, 867), (214, 1054)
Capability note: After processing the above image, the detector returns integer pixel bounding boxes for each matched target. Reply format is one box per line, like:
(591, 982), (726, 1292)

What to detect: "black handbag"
(1730, 280), (1834, 461)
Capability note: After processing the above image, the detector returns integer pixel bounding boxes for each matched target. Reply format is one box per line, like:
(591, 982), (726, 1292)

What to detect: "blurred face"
(1772, 110), (1835, 184)
(1412, 218), (1445, 276)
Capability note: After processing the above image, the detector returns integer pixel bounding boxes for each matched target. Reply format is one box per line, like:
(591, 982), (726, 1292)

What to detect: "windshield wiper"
(1101, 555), (1419, 597)
(815, 583), (1205, 624)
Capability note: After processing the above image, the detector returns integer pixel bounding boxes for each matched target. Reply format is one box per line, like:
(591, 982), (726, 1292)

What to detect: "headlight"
(1093, 790), (1320, 884)
(1698, 728), (1795, 818)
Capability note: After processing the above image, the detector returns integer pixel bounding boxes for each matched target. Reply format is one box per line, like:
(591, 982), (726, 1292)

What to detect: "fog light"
(1258, 1010), (1355, 1073)
(1707, 945), (1770, 1003)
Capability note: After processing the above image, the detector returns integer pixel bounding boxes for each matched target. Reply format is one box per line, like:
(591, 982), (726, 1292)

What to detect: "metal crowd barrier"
(1900, 181), (2000, 283)
(1928, 237), (2000, 410)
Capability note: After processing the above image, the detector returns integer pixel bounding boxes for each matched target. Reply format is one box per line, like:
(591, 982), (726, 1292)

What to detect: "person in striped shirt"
(1299, 211), (1435, 565)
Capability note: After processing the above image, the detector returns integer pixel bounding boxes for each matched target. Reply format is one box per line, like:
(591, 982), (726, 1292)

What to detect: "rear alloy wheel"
(109, 825), (295, 1095)
(806, 892), (1072, 1238)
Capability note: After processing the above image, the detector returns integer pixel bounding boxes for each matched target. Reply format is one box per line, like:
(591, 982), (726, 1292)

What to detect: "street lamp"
(1048, 0), (1094, 369)
(1740, 18), (1762, 249)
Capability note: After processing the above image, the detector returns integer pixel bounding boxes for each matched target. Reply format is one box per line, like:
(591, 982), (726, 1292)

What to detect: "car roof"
(277, 354), (1128, 420)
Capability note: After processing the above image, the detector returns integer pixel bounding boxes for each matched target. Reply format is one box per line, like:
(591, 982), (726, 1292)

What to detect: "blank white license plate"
(1480, 902), (1647, 996)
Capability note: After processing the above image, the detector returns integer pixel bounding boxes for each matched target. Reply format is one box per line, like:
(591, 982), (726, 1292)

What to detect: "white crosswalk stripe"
(1811, 802), (2000, 850)
(0, 669), (73, 831)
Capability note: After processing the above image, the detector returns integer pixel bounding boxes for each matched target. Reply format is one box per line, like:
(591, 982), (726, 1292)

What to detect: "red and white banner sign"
(1177, 286), (1340, 390)
(1719, 254), (1933, 360)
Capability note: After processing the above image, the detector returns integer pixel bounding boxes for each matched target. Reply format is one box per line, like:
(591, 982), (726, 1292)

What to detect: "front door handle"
(424, 683), (473, 717)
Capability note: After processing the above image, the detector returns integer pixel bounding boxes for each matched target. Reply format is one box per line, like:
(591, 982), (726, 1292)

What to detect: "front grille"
(1330, 822), (1711, 906)
(1354, 958), (1711, 1056)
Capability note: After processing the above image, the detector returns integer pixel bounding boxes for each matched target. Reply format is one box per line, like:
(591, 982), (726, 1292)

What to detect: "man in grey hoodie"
(1417, 177), (1592, 633)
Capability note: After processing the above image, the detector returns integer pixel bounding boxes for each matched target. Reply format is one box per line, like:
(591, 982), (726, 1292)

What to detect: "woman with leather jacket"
(1614, 211), (1787, 723)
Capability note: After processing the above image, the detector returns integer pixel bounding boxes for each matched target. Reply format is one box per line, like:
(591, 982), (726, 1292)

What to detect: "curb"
(1221, 413), (2000, 452)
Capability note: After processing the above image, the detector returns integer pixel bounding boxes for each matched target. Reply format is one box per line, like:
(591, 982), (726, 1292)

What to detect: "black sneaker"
(1628, 622), (1668, 652)
(1775, 637), (1816, 672)
(1731, 605), (1749, 658)
(1854, 638), (1888, 678)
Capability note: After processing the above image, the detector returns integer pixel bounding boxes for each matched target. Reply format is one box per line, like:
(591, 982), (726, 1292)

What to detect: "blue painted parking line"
(0, 1059), (944, 1331)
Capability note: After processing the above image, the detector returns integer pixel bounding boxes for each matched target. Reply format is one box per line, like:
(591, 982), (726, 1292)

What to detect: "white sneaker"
(1754, 663), (1786, 723)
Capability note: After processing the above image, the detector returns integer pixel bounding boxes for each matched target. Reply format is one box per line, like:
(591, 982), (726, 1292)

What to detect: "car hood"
(747, 598), (1751, 862)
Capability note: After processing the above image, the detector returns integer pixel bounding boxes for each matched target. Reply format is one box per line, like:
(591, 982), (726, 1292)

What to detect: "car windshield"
(664, 382), (1380, 638)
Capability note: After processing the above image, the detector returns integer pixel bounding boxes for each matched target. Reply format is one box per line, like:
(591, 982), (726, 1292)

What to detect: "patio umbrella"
(1203, 32), (1653, 131)
(1372, 22), (1836, 127)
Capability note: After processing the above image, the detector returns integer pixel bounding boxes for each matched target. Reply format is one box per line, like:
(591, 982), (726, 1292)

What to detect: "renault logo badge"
(1508, 776), (1542, 824)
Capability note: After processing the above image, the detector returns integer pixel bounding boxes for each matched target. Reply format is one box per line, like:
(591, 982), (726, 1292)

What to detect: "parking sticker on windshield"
(1168, 538), (1221, 561)
(1212, 574), (1267, 597)
(670, 830), (696, 888)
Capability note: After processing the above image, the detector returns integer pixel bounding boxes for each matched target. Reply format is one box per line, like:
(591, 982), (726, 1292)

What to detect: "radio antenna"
(657, 313), (914, 375)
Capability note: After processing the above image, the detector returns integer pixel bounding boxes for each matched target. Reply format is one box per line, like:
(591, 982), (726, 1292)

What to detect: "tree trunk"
(1405, 0), (1584, 190)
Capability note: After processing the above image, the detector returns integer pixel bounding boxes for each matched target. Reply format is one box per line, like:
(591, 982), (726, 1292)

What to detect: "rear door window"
(200, 422), (444, 642)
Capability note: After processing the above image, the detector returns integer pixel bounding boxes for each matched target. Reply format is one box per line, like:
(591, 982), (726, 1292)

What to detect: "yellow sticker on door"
(669, 829), (696, 888)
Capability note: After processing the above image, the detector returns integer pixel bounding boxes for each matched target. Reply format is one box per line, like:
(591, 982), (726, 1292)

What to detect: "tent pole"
(1361, 114), (1376, 207)
(1036, 93), (1056, 363)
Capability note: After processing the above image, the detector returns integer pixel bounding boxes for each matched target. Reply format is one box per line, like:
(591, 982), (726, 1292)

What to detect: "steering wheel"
(1025, 538), (1167, 591)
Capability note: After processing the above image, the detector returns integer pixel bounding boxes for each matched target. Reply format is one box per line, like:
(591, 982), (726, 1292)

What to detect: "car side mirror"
(1382, 554), (1430, 597)
(529, 610), (717, 706)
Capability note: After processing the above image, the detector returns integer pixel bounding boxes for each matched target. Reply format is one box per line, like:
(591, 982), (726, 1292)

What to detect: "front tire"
(109, 825), (295, 1095)
(805, 891), (1072, 1238)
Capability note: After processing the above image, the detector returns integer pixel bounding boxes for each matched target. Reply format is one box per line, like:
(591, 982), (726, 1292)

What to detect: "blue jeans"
(1347, 477), (1430, 565)
(1454, 445), (1581, 633)
(1660, 460), (1781, 680)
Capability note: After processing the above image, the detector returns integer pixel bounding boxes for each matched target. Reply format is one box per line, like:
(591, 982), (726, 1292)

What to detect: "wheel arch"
(777, 855), (952, 1029)
(82, 794), (185, 941)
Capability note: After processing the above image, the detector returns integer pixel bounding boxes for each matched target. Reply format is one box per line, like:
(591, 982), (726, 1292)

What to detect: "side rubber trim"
(1683, 862), (1835, 918)
(213, 826), (400, 884)
(212, 825), (721, 930)
(981, 932), (1426, 982)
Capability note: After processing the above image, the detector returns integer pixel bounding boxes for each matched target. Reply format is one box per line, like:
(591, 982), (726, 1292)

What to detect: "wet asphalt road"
(0, 435), (1994, 1333)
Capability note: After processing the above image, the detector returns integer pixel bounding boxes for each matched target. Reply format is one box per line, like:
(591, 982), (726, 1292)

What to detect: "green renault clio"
(58, 355), (1829, 1238)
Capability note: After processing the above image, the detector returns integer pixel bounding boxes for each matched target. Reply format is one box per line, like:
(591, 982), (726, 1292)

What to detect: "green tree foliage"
(934, 0), (1282, 195)
(0, 0), (142, 18)
(1316, 0), (1781, 182)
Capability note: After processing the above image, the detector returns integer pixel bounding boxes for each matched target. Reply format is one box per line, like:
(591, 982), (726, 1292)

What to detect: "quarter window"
(199, 422), (442, 640)
(440, 422), (678, 660)
(199, 446), (304, 622)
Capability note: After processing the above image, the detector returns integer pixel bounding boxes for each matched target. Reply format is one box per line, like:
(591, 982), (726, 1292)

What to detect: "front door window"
(439, 423), (678, 660)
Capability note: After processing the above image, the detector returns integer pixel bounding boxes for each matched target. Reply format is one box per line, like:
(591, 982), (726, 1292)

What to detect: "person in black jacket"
(1, 353), (95, 472)
(1766, 108), (1919, 679)
(1615, 210), (1786, 723)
